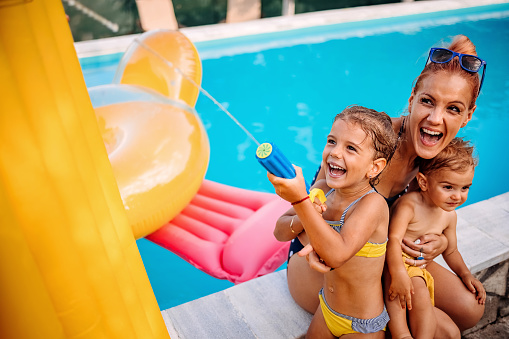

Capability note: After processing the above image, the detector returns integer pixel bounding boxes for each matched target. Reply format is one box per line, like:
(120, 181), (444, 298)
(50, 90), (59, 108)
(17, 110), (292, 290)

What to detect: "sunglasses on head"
(426, 47), (487, 95)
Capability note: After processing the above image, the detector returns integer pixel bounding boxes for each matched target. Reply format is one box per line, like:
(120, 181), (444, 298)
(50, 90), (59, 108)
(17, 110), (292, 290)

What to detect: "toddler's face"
(425, 167), (475, 211)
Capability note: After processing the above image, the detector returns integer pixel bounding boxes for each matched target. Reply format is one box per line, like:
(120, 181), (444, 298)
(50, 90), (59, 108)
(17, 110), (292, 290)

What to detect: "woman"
(273, 35), (486, 335)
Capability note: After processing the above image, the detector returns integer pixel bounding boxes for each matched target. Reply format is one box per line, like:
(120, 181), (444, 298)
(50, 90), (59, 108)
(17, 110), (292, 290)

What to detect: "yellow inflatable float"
(115, 29), (202, 107)
(91, 30), (210, 239)
(0, 0), (168, 338)
(0, 1), (288, 337)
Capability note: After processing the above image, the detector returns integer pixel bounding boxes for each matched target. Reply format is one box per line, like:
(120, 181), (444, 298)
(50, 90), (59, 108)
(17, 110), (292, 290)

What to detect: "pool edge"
(74, 0), (509, 58)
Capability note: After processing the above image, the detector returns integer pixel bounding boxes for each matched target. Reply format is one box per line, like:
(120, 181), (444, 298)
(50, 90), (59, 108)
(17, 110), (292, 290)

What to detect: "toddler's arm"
(442, 214), (486, 305)
(387, 199), (415, 310)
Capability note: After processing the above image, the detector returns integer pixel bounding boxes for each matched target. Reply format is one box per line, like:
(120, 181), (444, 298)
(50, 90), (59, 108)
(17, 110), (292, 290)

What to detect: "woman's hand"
(402, 233), (448, 267)
(298, 244), (332, 273)
(267, 165), (308, 204)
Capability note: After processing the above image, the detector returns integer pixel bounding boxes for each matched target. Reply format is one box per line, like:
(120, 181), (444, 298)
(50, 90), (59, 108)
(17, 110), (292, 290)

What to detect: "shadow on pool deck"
(161, 192), (509, 338)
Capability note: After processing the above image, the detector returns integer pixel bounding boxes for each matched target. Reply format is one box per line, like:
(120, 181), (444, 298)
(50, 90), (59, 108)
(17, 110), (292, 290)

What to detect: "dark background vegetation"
(63, 0), (402, 42)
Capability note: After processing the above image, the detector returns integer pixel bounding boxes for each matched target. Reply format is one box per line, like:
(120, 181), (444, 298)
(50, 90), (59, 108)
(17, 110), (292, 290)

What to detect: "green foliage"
(173, 0), (227, 27)
(64, 0), (401, 42)
(63, 0), (142, 41)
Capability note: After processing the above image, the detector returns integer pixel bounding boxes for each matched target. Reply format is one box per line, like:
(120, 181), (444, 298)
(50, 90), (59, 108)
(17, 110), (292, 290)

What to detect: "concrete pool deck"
(162, 191), (509, 338)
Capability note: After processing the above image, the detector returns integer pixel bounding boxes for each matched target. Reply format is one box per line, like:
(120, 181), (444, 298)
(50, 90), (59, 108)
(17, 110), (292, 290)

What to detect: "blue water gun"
(256, 142), (310, 193)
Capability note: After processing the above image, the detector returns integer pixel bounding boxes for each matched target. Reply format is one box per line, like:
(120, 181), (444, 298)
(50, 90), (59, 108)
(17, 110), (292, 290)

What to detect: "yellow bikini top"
(325, 189), (387, 258)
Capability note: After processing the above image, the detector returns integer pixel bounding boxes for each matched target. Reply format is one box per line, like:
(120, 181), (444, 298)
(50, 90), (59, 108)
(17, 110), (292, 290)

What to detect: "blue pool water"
(81, 3), (509, 310)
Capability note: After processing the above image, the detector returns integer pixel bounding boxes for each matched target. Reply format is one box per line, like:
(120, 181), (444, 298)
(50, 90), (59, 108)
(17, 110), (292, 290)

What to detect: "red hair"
(413, 35), (481, 109)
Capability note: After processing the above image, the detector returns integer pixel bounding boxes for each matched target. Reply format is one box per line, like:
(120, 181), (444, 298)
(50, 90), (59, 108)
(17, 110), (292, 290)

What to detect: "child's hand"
(298, 243), (314, 257)
(311, 198), (326, 215)
(298, 244), (333, 273)
(461, 273), (486, 305)
(267, 165), (308, 203)
(308, 188), (327, 215)
(389, 275), (414, 310)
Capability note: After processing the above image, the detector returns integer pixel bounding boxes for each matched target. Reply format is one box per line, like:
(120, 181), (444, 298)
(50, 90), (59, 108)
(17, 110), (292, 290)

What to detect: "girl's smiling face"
(323, 119), (381, 191)
(407, 72), (475, 160)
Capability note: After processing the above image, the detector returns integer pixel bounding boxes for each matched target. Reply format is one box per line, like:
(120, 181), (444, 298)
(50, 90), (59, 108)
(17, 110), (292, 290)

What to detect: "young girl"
(386, 138), (486, 338)
(268, 105), (397, 338)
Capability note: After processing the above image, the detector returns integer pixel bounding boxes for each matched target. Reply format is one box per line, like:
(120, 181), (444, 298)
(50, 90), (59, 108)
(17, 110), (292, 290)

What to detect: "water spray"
(134, 39), (304, 185)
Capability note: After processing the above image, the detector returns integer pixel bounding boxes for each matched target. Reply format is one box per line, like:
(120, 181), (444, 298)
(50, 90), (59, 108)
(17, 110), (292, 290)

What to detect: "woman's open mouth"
(420, 127), (443, 146)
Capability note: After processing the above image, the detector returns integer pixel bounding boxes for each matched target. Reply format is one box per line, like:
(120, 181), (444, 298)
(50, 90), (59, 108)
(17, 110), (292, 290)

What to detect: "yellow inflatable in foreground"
(0, 0), (168, 338)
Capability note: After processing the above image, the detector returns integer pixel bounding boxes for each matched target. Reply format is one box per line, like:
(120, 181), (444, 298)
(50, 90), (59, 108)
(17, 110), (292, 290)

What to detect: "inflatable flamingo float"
(92, 30), (291, 284)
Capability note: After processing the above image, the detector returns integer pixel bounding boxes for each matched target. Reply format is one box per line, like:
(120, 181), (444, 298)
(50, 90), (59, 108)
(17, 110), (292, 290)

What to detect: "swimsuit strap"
(339, 189), (376, 225)
(393, 117), (406, 157)
(398, 116), (406, 139)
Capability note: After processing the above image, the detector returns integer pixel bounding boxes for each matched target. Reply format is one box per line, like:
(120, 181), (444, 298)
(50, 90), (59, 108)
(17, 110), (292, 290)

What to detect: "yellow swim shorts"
(402, 252), (435, 305)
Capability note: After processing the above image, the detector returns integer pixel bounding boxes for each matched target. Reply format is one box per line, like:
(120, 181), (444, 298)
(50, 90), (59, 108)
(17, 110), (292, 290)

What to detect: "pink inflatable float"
(147, 180), (291, 284)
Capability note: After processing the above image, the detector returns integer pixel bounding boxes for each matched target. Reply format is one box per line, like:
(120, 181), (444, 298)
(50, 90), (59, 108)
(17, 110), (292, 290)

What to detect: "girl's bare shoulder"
(354, 189), (389, 216)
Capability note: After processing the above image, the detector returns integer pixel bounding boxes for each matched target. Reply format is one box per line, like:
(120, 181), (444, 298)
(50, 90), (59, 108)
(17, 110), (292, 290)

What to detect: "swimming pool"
(80, 2), (509, 310)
